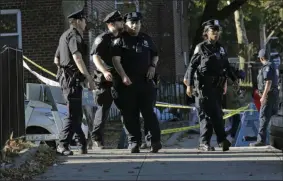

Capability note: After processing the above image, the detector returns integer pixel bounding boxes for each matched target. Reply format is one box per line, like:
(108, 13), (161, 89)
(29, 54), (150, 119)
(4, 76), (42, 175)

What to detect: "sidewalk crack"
(135, 152), (148, 181)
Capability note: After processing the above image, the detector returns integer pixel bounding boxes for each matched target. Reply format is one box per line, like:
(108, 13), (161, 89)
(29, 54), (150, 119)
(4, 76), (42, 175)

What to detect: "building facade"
(0, 0), (190, 81)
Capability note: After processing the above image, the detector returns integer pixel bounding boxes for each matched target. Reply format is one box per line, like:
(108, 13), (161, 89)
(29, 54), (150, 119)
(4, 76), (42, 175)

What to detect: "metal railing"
(0, 46), (25, 147)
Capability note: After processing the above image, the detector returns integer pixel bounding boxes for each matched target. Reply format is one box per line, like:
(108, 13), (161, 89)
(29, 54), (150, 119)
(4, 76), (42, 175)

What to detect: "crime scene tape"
(23, 56), (56, 77)
(23, 60), (60, 87)
(160, 104), (251, 135)
(156, 101), (255, 112)
(22, 55), (257, 119)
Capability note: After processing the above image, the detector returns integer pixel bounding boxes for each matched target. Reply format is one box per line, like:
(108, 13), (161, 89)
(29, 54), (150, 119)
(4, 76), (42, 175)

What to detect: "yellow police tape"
(161, 104), (250, 135)
(23, 56), (57, 77)
(156, 102), (255, 112)
(22, 54), (257, 135)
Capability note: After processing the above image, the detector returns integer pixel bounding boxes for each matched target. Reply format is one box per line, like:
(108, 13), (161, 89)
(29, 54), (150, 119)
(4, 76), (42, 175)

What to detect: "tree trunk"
(188, 0), (248, 60)
(259, 22), (266, 49)
(234, 9), (249, 82)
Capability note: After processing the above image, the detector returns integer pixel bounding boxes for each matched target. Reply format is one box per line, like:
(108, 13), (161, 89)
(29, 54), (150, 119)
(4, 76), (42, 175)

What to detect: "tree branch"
(265, 21), (283, 45)
(217, 0), (248, 20)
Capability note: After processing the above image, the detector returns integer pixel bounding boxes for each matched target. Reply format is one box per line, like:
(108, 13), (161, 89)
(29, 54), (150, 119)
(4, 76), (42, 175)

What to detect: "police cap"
(124, 12), (142, 22)
(258, 49), (267, 58)
(202, 19), (221, 31)
(103, 11), (123, 23)
(67, 8), (86, 20)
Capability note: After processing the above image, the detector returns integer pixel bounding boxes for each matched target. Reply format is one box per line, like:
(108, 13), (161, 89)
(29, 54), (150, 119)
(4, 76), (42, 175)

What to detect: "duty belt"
(200, 76), (227, 88)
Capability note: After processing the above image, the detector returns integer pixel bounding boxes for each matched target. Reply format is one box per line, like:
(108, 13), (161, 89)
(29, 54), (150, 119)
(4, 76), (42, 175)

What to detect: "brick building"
(0, 0), (190, 81)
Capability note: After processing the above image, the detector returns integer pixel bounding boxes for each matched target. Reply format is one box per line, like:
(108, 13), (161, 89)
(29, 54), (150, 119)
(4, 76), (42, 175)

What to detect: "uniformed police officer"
(250, 49), (279, 147)
(184, 19), (238, 151)
(54, 9), (95, 155)
(112, 12), (162, 153)
(89, 11), (124, 149)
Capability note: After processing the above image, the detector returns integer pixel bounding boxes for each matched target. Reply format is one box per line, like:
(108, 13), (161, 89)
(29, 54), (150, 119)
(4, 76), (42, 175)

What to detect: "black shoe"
(198, 144), (215, 151)
(92, 140), (104, 150)
(150, 142), (162, 153)
(249, 141), (266, 147)
(57, 146), (73, 156)
(219, 139), (231, 151)
(128, 143), (140, 153)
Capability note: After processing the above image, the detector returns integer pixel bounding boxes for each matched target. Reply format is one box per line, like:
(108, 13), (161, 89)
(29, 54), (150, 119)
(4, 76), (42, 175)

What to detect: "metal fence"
(0, 47), (25, 147)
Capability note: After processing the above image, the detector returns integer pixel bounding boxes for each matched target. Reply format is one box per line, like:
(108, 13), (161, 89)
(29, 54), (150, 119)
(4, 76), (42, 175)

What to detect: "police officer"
(89, 11), (124, 149)
(250, 49), (279, 147)
(184, 19), (238, 151)
(112, 12), (162, 153)
(54, 9), (95, 155)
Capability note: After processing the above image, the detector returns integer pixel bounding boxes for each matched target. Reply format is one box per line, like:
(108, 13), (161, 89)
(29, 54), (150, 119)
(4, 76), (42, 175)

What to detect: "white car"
(24, 83), (119, 148)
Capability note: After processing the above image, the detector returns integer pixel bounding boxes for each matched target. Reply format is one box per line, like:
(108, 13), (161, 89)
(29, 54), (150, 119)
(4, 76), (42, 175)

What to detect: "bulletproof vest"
(198, 43), (227, 77)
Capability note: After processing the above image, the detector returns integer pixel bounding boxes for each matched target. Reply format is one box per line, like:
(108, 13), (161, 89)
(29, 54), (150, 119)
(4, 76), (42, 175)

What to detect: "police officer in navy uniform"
(89, 11), (124, 149)
(112, 12), (162, 153)
(250, 49), (279, 147)
(184, 19), (238, 152)
(54, 9), (95, 155)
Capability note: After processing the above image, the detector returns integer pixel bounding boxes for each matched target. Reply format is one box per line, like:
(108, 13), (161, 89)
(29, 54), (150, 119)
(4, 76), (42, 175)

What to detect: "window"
(115, 0), (140, 14)
(0, 9), (22, 49)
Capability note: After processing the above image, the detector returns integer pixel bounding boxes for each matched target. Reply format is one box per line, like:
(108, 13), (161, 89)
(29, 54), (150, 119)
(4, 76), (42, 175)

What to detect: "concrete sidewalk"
(36, 136), (283, 180)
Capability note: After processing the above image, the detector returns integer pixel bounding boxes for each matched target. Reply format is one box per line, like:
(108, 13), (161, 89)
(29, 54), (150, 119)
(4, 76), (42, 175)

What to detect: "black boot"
(219, 139), (231, 151)
(128, 143), (140, 153)
(249, 141), (266, 147)
(150, 141), (162, 153)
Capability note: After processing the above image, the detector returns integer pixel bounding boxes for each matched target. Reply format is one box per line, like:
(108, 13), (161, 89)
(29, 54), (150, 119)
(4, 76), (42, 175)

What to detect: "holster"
(57, 67), (84, 88)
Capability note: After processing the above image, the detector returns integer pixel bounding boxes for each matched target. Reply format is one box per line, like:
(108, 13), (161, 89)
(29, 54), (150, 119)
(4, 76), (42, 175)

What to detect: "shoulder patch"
(113, 38), (120, 45)
(194, 45), (200, 54)
(220, 47), (225, 55)
(94, 37), (103, 46)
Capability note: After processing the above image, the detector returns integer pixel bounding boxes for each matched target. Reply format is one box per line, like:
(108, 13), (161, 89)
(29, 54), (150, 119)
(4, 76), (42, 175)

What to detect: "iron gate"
(0, 46), (25, 147)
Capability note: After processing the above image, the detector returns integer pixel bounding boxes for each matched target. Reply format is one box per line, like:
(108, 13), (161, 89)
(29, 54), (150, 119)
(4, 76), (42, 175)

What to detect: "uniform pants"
(257, 89), (279, 143)
(197, 87), (227, 144)
(142, 88), (158, 141)
(58, 81), (86, 148)
(91, 86), (113, 143)
(117, 81), (161, 145)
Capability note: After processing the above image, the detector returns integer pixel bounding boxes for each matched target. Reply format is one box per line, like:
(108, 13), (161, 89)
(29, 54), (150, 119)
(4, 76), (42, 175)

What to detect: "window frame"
(114, 0), (140, 12)
(0, 9), (22, 49)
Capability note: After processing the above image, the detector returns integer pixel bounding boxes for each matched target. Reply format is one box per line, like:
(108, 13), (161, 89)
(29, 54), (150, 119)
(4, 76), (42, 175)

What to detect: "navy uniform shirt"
(55, 27), (87, 72)
(112, 31), (158, 82)
(184, 40), (236, 86)
(90, 31), (118, 72)
(257, 62), (279, 92)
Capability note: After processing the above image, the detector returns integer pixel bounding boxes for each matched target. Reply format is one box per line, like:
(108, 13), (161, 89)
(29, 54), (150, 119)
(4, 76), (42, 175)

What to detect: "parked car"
(270, 103), (283, 152)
